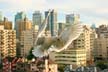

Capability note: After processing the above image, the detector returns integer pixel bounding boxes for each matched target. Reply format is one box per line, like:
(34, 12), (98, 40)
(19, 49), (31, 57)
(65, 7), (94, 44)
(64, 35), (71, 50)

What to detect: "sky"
(0, 0), (108, 26)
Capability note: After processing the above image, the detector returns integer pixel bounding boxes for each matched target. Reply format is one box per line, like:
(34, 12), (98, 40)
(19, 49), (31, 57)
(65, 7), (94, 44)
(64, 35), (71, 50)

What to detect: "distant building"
(45, 9), (58, 36)
(72, 26), (95, 62)
(91, 23), (96, 29)
(16, 62), (29, 72)
(0, 11), (2, 21)
(96, 25), (108, 38)
(32, 11), (42, 29)
(0, 25), (16, 60)
(14, 12), (26, 34)
(66, 14), (80, 25)
(94, 25), (108, 59)
(90, 29), (97, 59)
(16, 59), (58, 72)
(20, 30), (34, 57)
(0, 17), (12, 30)
(94, 38), (108, 59)
(16, 17), (32, 39)
(50, 25), (96, 69)
(50, 48), (86, 69)
(58, 23), (65, 35)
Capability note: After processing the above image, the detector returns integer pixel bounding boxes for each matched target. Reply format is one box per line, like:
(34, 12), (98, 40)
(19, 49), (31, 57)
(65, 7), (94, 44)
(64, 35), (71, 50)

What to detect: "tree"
(58, 64), (65, 72)
(0, 63), (3, 69)
(96, 61), (108, 70)
(27, 47), (35, 60)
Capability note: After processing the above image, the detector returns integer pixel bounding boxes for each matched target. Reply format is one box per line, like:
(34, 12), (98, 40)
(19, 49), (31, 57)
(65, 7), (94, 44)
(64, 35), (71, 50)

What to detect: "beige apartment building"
(50, 48), (86, 69)
(50, 25), (96, 68)
(16, 17), (32, 39)
(0, 25), (16, 59)
(94, 25), (108, 59)
(94, 38), (108, 59)
(20, 30), (34, 57)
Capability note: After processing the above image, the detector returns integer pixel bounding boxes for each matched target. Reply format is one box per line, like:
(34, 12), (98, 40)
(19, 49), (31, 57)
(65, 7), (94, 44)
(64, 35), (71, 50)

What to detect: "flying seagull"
(32, 11), (83, 57)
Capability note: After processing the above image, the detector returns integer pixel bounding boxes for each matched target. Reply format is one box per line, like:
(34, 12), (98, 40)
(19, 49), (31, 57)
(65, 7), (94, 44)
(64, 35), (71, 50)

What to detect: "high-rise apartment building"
(0, 11), (2, 21)
(0, 25), (16, 59)
(14, 12), (26, 31)
(16, 17), (32, 39)
(50, 25), (95, 68)
(20, 30), (34, 57)
(45, 10), (57, 36)
(0, 17), (12, 30)
(94, 25), (108, 59)
(90, 29), (96, 59)
(94, 38), (108, 59)
(50, 48), (86, 69)
(66, 14), (80, 25)
(58, 23), (65, 35)
(96, 25), (108, 38)
(32, 11), (42, 29)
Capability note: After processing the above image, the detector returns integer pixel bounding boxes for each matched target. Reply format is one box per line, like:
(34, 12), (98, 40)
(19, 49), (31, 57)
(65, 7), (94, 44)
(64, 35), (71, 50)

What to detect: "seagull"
(32, 11), (83, 58)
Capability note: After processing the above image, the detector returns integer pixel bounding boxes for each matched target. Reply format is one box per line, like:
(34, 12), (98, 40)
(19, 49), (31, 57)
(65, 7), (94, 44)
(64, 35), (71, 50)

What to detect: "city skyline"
(0, 0), (108, 26)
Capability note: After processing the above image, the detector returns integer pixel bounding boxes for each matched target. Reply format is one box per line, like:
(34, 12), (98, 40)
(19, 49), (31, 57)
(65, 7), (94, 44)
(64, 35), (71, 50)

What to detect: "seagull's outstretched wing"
(48, 23), (83, 52)
(32, 45), (44, 57)
(33, 10), (52, 57)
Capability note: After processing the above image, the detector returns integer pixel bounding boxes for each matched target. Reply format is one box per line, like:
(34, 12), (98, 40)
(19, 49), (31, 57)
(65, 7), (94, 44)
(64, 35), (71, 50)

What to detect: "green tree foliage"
(58, 64), (65, 72)
(0, 64), (3, 69)
(27, 47), (35, 60)
(96, 61), (108, 70)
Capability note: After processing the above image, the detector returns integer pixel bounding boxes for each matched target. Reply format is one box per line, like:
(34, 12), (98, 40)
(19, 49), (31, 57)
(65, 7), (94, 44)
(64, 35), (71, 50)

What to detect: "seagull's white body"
(32, 10), (83, 57)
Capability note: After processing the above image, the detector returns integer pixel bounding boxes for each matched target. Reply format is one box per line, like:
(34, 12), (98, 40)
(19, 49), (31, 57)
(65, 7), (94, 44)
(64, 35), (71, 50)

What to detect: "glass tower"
(0, 11), (2, 21)
(66, 14), (80, 25)
(14, 12), (26, 30)
(45, 10), (57, 36)
(32, 11), (42, 29)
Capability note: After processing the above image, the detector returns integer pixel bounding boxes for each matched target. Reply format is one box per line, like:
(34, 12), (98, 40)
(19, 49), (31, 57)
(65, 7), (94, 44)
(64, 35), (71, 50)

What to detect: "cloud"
(0, 0), (46, 12)
(0, 0), (108, 27)
(94, 19), (108, 27)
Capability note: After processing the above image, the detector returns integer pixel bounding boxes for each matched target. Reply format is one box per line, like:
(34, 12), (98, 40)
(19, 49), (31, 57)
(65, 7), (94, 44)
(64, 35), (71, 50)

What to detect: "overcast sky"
(0, 0), (108, 26)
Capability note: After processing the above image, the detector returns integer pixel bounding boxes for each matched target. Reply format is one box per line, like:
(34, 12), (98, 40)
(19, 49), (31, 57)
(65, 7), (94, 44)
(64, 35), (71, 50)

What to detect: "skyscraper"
(20, 30), (34, 57)
(32, 11), (42, 29)
(0, 11), (2, 21)
(66, 14), (80, 24)
(16, 17), (32, 39)
(14, 12), (26, 30)
(58, 22), (65, 35)
(45, 10), (57, 36)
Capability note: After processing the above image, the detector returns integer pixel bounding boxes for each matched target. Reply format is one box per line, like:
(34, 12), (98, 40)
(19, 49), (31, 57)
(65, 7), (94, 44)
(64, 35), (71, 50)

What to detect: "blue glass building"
(45, 10), (57, 36)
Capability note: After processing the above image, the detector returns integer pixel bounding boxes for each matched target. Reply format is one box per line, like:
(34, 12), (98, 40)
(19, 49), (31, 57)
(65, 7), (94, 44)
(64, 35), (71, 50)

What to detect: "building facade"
(94, 38), (108, 59)
(96, 25), (108, 38)
(20, 30), (34, 57)
(45, 10), (58, 36)
(0, 25), (16, 59)
(14, 12), (26, 35)
(16, 17), (32, 39)
(0, 17), (12, 30)
(50, 48), (86, 69)
(0, 11), (2, 21)
(66, 14), (80, 25)
(94, 25), (108, 59)
(32, 11), (42, 29)
(58, 22), (65, 35)
(50, 25), (95, 68)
